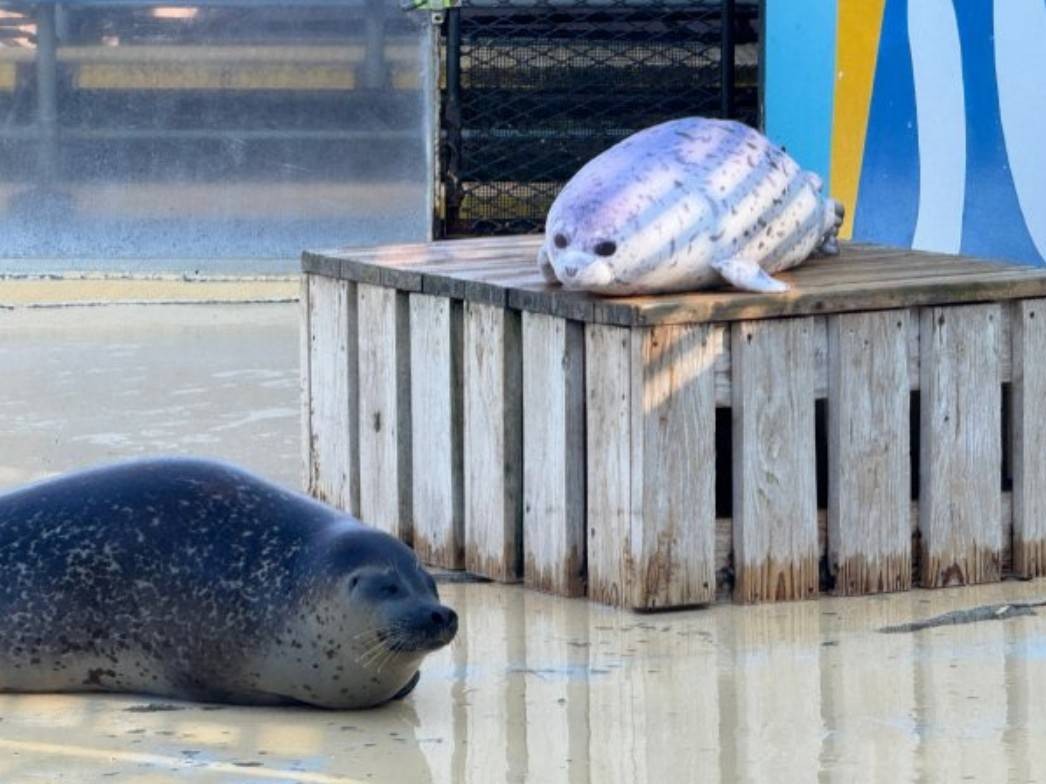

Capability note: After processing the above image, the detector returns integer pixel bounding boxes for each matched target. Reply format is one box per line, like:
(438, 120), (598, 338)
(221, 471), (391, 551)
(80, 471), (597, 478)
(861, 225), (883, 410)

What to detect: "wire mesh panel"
(437, 0), (759, 238)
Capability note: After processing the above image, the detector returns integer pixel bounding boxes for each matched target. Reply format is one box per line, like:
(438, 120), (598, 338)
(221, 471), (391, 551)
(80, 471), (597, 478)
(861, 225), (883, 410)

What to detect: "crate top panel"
(302, 235), (1046, 326)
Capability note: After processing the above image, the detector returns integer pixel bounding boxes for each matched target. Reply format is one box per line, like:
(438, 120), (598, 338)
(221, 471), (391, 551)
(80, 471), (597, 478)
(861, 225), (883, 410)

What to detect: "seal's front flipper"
(392, 670), (420, 701)
(709, 257), (790, 293)
(537, 246), (560, 285)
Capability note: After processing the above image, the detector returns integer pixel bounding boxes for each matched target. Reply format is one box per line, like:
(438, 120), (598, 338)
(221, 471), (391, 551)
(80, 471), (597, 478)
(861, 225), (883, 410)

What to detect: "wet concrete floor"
(2, 301), (1046, 782)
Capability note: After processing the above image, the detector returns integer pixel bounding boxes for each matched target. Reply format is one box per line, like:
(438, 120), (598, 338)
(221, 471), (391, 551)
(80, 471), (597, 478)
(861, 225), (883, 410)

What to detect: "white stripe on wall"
(908, 0), (966, 254)
(995, 0), (1046, 260)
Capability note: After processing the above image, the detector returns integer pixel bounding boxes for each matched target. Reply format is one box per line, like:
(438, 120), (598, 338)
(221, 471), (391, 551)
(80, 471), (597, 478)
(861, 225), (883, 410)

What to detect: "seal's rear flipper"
(392, 670), (420, 700)
(709, 257), (790, 293)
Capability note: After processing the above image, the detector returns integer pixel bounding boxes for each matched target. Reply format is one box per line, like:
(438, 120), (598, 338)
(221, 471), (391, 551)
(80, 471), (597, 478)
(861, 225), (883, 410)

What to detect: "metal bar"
(0, 128), (420, 142)
(362, 0), (387, 89)
(35, 2), (59, 184)
(440, 6), (462, 239)
(720, 0), (735, 119)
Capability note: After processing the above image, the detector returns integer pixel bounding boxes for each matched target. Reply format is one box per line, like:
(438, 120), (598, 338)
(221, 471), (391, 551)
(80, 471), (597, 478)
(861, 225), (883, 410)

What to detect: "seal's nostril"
(430, 610), (444, 625)
(564, 266), (578, 278)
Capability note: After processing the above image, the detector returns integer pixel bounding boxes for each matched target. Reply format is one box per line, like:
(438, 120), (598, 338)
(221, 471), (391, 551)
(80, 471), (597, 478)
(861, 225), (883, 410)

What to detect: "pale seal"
(539, 117), (845, 295)
(0, 458), (457, 709)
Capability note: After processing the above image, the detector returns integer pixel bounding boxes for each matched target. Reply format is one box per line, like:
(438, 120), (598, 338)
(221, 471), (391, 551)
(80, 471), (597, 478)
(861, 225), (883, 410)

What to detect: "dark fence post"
(440, 7), (463, 239)
(720, 0), (736, 120)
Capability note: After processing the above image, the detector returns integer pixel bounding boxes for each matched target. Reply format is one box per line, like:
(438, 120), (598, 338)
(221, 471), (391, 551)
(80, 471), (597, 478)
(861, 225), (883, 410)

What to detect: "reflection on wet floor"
(3, 579), (1046, 783)
(2, 303), (1044, 781)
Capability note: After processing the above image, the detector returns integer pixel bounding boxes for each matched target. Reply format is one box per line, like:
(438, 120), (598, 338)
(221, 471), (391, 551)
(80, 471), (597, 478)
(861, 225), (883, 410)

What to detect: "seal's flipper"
(537, 246), (559, 285)
(392, 670), (421, 701)
(709, 257), (790, 293)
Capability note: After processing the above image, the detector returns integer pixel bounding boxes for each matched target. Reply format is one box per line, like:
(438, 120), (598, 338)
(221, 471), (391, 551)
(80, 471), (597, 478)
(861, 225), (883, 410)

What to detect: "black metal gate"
(436, 0), (760, 239)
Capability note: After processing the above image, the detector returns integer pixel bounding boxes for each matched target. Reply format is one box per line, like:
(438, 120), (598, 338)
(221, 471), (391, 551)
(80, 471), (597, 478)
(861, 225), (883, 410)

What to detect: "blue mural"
(853, 0), (1046, 265)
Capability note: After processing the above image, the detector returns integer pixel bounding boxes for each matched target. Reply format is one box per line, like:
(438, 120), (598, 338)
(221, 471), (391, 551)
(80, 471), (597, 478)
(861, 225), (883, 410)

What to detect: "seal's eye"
(553, 233), (569, 249)
(349, 576), (360, 590)
(383, 584), (399, 597)
(594, 240), (617, 257)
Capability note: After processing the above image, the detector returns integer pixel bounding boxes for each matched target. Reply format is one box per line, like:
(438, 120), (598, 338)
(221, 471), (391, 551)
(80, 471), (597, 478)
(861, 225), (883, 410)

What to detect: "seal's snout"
(431, 605), (458, 642)
(418, 604), (458, 648)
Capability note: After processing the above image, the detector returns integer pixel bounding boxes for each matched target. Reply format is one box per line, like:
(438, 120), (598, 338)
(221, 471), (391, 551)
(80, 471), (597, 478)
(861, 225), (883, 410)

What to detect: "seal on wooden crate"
(0, 457), (457, 709)
(538, 117), (844, 295)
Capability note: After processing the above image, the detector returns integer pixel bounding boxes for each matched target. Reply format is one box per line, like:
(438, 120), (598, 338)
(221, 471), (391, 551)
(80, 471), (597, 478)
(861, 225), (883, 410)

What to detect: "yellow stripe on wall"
(830, 0), (887, 238)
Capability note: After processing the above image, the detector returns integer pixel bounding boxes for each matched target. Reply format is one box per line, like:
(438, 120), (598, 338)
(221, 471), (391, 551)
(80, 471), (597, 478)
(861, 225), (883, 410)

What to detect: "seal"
(539, 117), (845, 295)
(0, 457), (457, 709)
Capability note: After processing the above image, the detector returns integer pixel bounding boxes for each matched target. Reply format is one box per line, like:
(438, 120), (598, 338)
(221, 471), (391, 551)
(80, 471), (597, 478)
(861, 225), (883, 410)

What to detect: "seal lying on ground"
(539, 117), (845, 295)
(0, 458), (457, 709)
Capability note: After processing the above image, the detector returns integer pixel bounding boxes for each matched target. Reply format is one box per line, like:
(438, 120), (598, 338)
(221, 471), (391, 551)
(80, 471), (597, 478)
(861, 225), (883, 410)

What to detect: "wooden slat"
(1012, 299), (1046, 577)
(710, 307), (1011, 406)
(731, 318), (818, 603)
(464, 302), (523, 581)
(919, 304), (1002, 587)
(409, 294), (464, 569)
(357, 283), (412, 543)
(827, 310), (911, 595)
(522, 312), (586, 596)
(710, 493), (1015, 596)
(630, 323), (718, 607)
(633, 268), (1046, 326)
(584, 324), (632, 606)
(304, 237), (1046, 327)
(304, 275), (359, 513)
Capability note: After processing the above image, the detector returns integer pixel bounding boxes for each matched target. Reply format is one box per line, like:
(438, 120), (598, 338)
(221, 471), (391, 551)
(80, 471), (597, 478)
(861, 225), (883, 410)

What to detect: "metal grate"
(437, 0), (760, 238)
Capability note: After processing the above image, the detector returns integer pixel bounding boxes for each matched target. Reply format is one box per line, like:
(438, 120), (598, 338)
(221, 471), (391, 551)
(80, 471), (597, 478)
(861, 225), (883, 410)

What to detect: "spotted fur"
(0, 458), (457, 709)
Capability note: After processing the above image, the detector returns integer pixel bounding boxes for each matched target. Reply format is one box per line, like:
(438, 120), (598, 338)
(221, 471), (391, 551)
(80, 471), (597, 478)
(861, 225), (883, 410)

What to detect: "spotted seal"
(0, 457), (457, 709)
(539, 117), (845, 295)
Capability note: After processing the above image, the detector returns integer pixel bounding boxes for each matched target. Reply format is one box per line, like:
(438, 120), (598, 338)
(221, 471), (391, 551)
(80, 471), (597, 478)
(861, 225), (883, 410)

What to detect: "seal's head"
(253, 526), (458, 709)
(336, 530), (458, 656)
(539, 128), (719, 295)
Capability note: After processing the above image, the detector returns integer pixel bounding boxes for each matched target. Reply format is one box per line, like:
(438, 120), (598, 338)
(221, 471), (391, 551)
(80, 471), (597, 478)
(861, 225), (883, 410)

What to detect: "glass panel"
(0, 1), (434, 273)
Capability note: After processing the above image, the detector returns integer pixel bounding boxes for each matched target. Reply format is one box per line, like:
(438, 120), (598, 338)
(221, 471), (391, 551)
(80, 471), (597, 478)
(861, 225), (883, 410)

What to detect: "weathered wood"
(522, 312), (586, 596)
(711, 493), (1015, 595)
(631, 323), (718, 607)
(409, 293), (464, 569)
(304, 236), (1046, 327)
(919, 304), (1002, 587)
(463, 302), (523, 581)
(1011, 299), (1046, 577)
(585, 325), (632, 607)
(303, 275), (359, 513)
(712, 309), (1008, 406)
(586, 323), (718, 608)
(357, 283), (412, 543)
(731, 317), (818, 603)
(827, 310), (911, 595)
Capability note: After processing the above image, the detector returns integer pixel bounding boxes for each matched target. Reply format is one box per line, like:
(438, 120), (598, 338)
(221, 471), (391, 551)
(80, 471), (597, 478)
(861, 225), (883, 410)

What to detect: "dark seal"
(0, 457), (457, 709)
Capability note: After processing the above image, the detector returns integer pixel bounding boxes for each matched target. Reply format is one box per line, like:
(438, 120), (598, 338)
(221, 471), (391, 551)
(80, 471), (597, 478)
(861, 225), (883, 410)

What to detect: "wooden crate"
(301, 236), (1046, 609)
